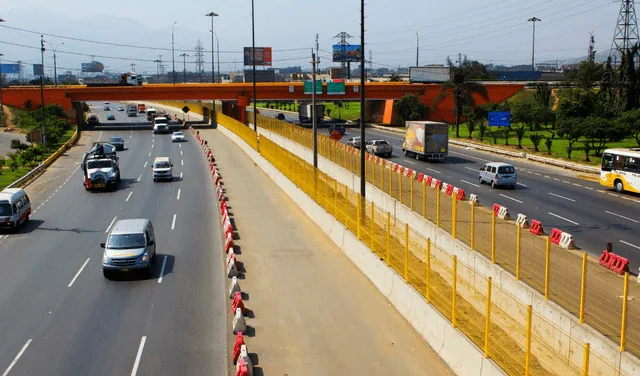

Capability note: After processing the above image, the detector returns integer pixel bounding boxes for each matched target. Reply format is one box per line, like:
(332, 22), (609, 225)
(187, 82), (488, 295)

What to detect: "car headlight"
(141, 253), (149, 262)
(102, 253), (109, 263)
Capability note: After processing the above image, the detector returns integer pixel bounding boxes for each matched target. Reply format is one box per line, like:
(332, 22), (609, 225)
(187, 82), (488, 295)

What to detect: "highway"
(0, 103), (227, 376)
(256, 108), (640, 270)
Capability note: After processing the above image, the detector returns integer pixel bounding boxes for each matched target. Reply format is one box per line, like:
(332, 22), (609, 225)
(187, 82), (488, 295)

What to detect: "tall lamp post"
(0, 18), (4, 128)
(251, 0), (257, 131)
(44, 41), (64, 87)
(528, 17), (541, 78)
(180, 53), (189, 83)
(359, 0), (366, 198)
(40, 35), (46, 145)
(172, 21), (177, 85)
(215, 33), (220, 81)
(416, 31), (419, 66)
(206, 12), (219, 83)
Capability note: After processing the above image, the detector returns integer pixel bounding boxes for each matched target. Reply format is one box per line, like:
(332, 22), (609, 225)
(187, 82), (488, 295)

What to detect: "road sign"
(327, 82), (346, 95)
(304, 81), (322, 95)
(488, 111), (511, 127)
(182, 106), (190, 113)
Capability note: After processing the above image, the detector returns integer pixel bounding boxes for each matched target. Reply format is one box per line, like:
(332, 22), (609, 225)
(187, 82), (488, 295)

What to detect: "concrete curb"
(370, 124), (601, 174)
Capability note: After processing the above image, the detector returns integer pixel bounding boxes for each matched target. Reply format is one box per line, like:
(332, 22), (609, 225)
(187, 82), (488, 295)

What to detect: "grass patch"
(255, 101), (362, 121)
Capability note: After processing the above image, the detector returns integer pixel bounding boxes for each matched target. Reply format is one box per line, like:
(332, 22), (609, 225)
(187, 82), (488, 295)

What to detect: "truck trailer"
(401, 121), (449, 160)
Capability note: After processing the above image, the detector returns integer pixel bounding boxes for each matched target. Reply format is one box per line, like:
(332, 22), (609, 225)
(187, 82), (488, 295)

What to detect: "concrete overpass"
(1, 82), (523, 125)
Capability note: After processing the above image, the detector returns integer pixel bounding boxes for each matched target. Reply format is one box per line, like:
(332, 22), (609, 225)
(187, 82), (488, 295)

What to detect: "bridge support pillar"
(73, 102), (85, 130)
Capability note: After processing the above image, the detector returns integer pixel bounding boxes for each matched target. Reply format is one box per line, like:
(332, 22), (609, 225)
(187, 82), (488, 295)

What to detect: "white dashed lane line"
(548, 212), (580, 226)
(426, 167), (441, 174)
(105, 217), (117, 233)
(144, 161), (148, 168)
(126, 192), (133, 202)
(621, 240), (640, 250)
(158, 256), (168, 284)
(2, 339), (32, 376)
(605, 210), (640, 224)
(499, 194), (523, 204)
(176, 189), (181, 200)
(460, 179), (480, 188)
(171, 214), (177, 230)
(548, 192), (576, 202)
(137, 174), (142, 182)
(181, 160), (184, 166)
(68, 258), (90, 288)
(130, 336), (147, 376)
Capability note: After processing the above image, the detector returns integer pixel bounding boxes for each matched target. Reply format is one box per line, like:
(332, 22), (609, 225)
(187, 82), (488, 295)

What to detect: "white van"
(152, 157), (173, 182)
(0, 188), (31, 230)
(479, 162), (517, 189)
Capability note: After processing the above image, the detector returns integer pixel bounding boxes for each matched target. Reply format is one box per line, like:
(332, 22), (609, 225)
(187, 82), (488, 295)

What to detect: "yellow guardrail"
(213, 111), (624, 376)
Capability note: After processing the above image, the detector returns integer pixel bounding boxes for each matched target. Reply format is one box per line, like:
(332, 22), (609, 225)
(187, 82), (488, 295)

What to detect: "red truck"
(137, 104), (146, 113)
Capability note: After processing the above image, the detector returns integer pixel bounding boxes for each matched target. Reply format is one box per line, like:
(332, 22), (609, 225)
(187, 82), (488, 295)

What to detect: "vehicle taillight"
(495, 174), (499, 179)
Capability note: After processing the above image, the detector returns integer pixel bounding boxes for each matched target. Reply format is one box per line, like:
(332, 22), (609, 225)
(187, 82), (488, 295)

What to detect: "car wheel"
(479, 176), (483, 184)
(143, 265), (152, 279)
(153, 178), (157, 182)
(103, 270), (112, 279)
(615, 180), (624, 193)
(491, 180), (496, 188)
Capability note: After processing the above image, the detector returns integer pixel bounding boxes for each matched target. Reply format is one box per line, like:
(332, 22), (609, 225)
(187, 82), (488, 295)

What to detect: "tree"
(0, 156), (5, 174)
(395, 93), (427, 123)
(20, 148), (35, 167)
(618, 46), (640, 111)
(618, 108), (640, 146)
(555, 117), (584, 158)
(529, 133), (543, 152)
(533, 83), (552, 108)
(433, 57), (489, 138)
(555, 88), (598, 119)
(599, 57), (617, 109)
(544, 138), (553, 155)
(582, 117), (628, 156)
(582, 141), (592, 162)
(489, 129), (499, 144)
(502, 128), (510, 145)
(478, 122), (488, 141)
(573, 60), (604, 89)
(515, 125), (526, 149)
(7, 152), (19, 171)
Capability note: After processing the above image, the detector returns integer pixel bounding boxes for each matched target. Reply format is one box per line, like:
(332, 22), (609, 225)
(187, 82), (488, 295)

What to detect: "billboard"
(488, 111), (511, 127)
(1, 64), (20, 74)
(409, 66), (450, 83)
(243, 69), (275, 82)
(243, 47), (272, 66)
(33, 64), (43, 76)
(332, 45), (361, 62)
(81, 61), (105, 73)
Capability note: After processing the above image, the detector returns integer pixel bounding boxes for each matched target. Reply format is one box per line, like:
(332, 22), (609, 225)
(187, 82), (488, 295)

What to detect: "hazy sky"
(0, 0), (622, 76)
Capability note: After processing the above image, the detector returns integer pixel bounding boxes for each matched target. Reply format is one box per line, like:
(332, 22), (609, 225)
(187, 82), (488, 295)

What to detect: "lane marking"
(105, 217), (117, 233)
(176, 189), (181, 200)
(151, 144), (154, 149)
(405, 160), (416, 165)
(620, 240), (640, 250)
(460, 179), (480, 188)
(158, 256), (168, 284)
(585, 187), (594, 190)
(2, 339), (32, 376)
(143, 161), (148, 168)
(499, 194), (523, 204)
(548, 192), (576, 202)
(137, 174), (142, 182)
(562, 180), (571, 184)
(179, 144), (182, 148)
(535, 173), (541, 176)
(126, 192), (133, 202)
(148, 152), (152, 157)
(130, 336), (147, 376)
(181, 160), (184, 166)
(180, 172), (183, 179)
(426, 167), (441, 174)
(553, 178), (560, 181)
(171, 214), (176, 230)
(548, 212), (580, 226)
(448, 150), (491, 162)
(572, 183), (582, 187)
(464, 167), (479, 172)
(68, 258), (90, 287)
(605, 210), (640, 224)
(516, 182), (528, 188)
(180, 150), (183, 156)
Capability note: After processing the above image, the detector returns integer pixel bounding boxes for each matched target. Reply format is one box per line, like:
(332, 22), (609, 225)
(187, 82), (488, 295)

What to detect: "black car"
(107, 114), (116, 121)
(109, 137), (125, 151)
(329, 124), (346, 135)
(275, 113), (285, 120)
(87, 115), (100, 126)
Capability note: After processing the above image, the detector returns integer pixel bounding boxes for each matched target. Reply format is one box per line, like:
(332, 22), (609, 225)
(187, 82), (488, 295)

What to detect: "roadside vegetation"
(255, 101), (362, 121)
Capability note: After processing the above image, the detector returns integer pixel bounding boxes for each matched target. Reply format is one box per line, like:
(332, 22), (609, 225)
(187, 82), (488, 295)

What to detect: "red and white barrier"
(232, 308), (246, 334)
(229, 276), (241, 299)
(516, 214), (529, 229)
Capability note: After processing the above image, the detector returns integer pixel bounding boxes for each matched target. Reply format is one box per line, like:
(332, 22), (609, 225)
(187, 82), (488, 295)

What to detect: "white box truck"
(402, 121), (449, 160)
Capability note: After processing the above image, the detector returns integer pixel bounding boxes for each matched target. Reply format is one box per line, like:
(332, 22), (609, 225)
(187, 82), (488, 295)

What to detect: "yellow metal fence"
(211, 110), (623, 376)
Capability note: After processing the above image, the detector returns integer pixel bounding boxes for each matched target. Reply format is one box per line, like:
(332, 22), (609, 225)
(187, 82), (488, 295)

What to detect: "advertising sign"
(81, 61), (105, 73)
(32, 64), (43, 76)
(332, 45), (361, 62)
(303, 80), (322, 95)
(1, 64), (20, 74)
(243, 47), (272, 66)
(404, 121), (425, 153)
(327, 81), (345, 95)
(488, 111), (511, 127)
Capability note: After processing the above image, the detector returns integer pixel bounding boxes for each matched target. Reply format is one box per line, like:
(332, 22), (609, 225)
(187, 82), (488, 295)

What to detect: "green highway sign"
(304, 80), (322, 95)
(327, 82), (346, 95)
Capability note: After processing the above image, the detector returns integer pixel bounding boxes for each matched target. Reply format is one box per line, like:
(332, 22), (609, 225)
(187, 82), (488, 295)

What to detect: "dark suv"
(329, 124), (346, 135)
(87, 115), (100, 126)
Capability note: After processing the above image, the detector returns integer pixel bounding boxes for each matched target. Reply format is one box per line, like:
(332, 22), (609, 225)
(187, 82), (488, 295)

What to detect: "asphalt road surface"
(0, 103), (227, 376)
(256, 108), (640, 271)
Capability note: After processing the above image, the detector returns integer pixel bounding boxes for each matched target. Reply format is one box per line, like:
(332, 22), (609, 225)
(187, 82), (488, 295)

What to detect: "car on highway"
(275, 113), (285, 120)
(171, 131), (186, 142)
(104, 105), (110, 111)
(87, 115), (100, 126)
(101, 218), (156, 279)
(346, 136), (361, 148)
(152, 157), (173, 182)
(365, 140), (393, 157)
(329, 124), (346, 135)
(104, 101), (110, 104)
(109, 137), (125, 151)
(117, 106), (125, 112)
(0, 188), (31, 232)
(479, 162), (517, 189)
(107, 114), (116, 121)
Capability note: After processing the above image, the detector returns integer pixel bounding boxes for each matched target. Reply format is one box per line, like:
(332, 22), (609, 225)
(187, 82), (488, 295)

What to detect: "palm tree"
(433, 57), (489, 138)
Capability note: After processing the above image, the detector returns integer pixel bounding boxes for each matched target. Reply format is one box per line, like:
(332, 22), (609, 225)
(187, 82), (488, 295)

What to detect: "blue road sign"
(488, 111), (511, 127)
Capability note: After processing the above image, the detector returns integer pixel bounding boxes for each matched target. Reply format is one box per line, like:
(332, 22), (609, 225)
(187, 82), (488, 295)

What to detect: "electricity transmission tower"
(333, 32), (353, 78)
(610, 0), (639, 66)
(195, 39), (205, 81)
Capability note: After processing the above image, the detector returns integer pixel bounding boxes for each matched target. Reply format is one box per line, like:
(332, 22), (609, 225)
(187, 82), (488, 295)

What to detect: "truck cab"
(82, 143), (121, 191)
(153, 117), (170, 134)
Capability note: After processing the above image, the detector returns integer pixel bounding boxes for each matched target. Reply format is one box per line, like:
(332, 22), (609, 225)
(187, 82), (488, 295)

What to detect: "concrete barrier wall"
(257, 127), (640, 375)
(220, 124), (506, 376)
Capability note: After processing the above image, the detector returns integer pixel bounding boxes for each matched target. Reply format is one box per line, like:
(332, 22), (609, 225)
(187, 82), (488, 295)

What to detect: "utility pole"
(172, 21), (177, 85)
(0, 54), (4, 127)
(359, 0), (366, 198)
(130, 63), (136, 72)
(369, 50), (372, 74)
(528, 17), (541, 77)
(40, 35), (46, 145)
(311, 49), (319, 168)
(154, 59), (161, 80)
(610, 0), (639, 65)
(588, 30), (596, 63)
(180, 53), (189, 83)
(206, 12), (219, 83)
(251, 0), (257, 131)
(216, 34), (220, 81)
(416, 31), (419, 66)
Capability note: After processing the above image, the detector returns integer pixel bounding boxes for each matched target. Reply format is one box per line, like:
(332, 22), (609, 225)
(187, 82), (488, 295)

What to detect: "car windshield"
(498, 166), (515, 174)
(173, 132), (184, 136)
(109, 138), (123, 143)
(87, 160), (113, 169)
(0, 202), (12, 216)
(108, 234), (145, 249)
(377, 140), (389, 145)
(155, 161), (171, 168)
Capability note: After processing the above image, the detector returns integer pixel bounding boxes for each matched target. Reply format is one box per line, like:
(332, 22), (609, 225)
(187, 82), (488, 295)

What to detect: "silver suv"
(101, 219), (156, 279)
(153, 157), (173, 182)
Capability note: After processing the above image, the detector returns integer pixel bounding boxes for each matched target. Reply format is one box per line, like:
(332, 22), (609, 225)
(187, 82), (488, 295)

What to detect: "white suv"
(152, 157), (173, 182)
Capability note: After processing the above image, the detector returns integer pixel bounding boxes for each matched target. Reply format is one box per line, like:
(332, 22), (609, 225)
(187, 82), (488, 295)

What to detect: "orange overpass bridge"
(1, 82), (523, 125)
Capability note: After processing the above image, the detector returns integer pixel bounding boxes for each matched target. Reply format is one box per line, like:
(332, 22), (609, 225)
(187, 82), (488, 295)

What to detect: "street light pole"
(172, 21), (177, 85)
(416, 31), (419, 66)
(251, 0), (257, 131)
(312, 50), (318, 168)
(359, 0), (366, 198)
(180, 53), (189, 83)
(528, 17), (541, 78)
(206, 12), (218, 83)
(0, 54), (4, 128)
(215, 34), (220, 81)
(40, 35), (46, 145)
(44, 41), (64, 87)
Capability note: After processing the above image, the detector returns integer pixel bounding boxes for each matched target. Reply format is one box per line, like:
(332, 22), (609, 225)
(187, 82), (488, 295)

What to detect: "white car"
(171, 132), (185, 142)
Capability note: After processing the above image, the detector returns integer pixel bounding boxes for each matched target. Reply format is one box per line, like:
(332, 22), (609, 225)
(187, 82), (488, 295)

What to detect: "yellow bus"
(600, 148), (640, 193)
